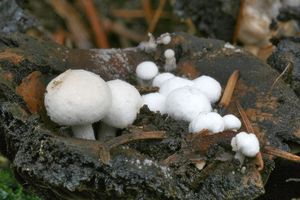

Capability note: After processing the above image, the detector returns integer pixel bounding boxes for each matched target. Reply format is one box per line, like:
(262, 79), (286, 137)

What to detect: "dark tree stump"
(0, 32), (299, 200)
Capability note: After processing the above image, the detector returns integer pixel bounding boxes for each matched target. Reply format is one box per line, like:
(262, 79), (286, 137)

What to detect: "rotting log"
(0, 32), (300, 200)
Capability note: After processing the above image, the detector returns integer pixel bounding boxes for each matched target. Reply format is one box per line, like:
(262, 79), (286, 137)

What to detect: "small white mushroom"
(165, 86), (212, 122)
(136, 61), (159, 86)
(164, 49), (176, 72)
(189, 112), (224, 134)
(138, 33), (157, 53)
(157, 33), (171, 45)
(142, 92), (166, 114)
(192, 75), (222, 103)
(102, 79), (143, 128)
(223, 114), (242, 131)
(44, 69), (112, 140)
(231, 132), (260, 164)
(152, 72), (175, 87)
(159, 77), (193, 96)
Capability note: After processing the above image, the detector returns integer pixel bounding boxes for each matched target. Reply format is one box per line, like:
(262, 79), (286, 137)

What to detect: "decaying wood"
(0, 32), (300, 200)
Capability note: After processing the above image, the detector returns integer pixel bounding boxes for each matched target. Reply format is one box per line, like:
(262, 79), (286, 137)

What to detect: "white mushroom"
(223, 114), (242, 131)
(157, 33), (171, 45)
(164, 49), (176, 72)
(152, 72), (175, 87)
(138, 33), (157, 53)
(136, 61), (159, 86)
(159, 77), (193, 96)
(192, 75), (222, 103)
(142, 92), (166, 114)
(189, 112), (225, 134)
(44, 69), (112, 140)
(165, 86), (212, 122)
(102, 79), (143, 128)
(231, 132), (260, 164)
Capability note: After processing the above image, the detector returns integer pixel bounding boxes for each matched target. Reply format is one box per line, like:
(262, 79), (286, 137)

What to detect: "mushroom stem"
(72, 124), (95, 140)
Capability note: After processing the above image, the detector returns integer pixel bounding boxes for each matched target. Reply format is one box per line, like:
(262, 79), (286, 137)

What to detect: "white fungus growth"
(189, 112), (225, 134)
(157, 33), (171, 45)
(152, 72), (175, 87)
(164, 49), (176, 71)
(223, 114), (242, 131)
(44, 69), (112, 140)
(138, 33), (157, 53)
(102, 79), (142, 128)
(224, 42), (235, 49)
(231, 132), (260, 164)
(142, 93), (166, 114)
(136, 61), (159, 84)
(159, 77), (193, 96)
(165, 86), (212, 122)
(192, 75), (222, 103)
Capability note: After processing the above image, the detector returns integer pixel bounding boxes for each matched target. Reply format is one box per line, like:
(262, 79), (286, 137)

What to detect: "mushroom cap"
(142, 92), (166, 114)
(152, 72), (175, 87)
(157, 33), (171, 45)
(159, 77), (193, 96)
(103, 79), (142, 128)
(223, 114), (242, 131)
(44, 69), (112, 126)
(165, 86), (212, 122)
(192, 75), (222, 103)
(136, 61), (159, 80)
(164, 49), (175, 58)
(189, 112), (225, 134)
(231, 132), (260, 157)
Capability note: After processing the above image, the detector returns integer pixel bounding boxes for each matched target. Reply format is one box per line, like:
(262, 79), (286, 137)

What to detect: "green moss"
(0, 169), (40, 200)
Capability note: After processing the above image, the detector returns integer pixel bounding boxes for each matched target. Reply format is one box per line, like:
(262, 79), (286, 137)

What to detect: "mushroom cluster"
(45, 69), (142, 141)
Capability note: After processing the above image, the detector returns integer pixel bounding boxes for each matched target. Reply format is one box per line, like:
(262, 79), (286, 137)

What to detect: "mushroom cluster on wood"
(44, 69), (111, 140)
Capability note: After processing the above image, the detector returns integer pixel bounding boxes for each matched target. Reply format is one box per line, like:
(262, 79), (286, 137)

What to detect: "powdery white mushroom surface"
(192, 75), (222, 103)
(159, 77), (193, 96)
(165, 86), (212, 122)
(103, 79), (142, 128)
(142, 93), (166, 114)
(157, 33), (171, 45)
(223, 114), (242, 131)
(152, 72), (175, 87)
(44, 69), (112, 140)
(231, 132), (260, 158)
(189, 112), (224, 134)
(136, 61), (159, 80)
(164, 49), (176, 72)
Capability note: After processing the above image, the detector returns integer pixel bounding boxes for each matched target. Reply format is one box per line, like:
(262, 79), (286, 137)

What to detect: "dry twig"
(219, 70), (240, 108)
(49, 0), (92, 49)
(79, 0), (110, 48)
(148, 0), (167, 33)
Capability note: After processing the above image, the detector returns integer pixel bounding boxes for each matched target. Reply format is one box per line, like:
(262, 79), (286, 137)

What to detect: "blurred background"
(1, 0), (300, 199)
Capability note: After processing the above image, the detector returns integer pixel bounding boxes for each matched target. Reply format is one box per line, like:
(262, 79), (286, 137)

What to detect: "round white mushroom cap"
(164, 49), (175, 58)
(44, 69), (111, 126)
(189, 112), (224, 134)
(152, 72), (175, 87)
(192, 75), (222, 103)
(103, 79), (143, 128)
(223, 114), (242, 131)
(142, 92), (166, 114)
(157, 33), (171, 45)
(165, 86), (212, 122)
(159, 77), (193, 96)
(136, 61), (159, 80)
(231, 132), (260, 157)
